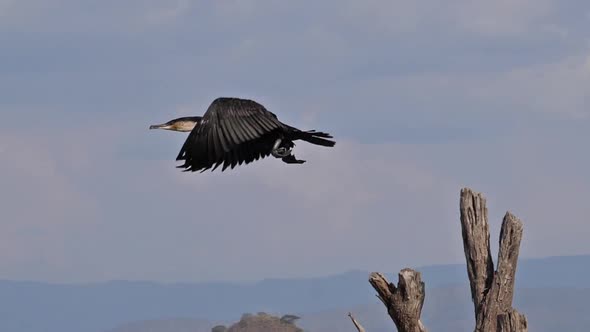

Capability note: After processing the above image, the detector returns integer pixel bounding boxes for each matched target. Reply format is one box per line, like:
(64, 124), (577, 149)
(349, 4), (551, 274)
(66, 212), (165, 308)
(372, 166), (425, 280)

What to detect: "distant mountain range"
(1, 255), (589, 332)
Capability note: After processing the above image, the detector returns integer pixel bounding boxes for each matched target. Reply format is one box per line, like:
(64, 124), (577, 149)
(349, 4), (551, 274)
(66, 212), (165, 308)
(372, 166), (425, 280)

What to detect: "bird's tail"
(296, 130), (336, 147)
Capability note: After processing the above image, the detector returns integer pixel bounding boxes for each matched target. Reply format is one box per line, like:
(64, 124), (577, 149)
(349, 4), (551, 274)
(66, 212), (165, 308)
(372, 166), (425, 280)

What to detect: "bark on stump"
(497, 309), (528, 331)
(368, 269), (427, 332)
(460, 188), (528, 332)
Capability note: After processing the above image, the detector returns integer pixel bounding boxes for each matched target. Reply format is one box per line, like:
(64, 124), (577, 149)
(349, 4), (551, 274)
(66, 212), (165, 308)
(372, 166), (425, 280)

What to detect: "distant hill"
(225, 312), (303, 332)
(0, 255), (588, 332)
(106, 313), (304, 332)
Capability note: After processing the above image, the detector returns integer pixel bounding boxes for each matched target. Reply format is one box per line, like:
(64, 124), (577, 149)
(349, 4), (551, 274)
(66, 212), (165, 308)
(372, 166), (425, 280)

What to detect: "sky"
(0, 0), (589, 283)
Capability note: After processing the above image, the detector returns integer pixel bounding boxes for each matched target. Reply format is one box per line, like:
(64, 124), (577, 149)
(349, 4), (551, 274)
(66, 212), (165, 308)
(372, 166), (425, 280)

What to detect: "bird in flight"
(150, 97), (336, 173)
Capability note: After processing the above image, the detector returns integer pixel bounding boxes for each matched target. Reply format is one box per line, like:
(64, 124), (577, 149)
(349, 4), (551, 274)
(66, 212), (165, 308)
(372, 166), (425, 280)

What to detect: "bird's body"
(150, 97), (335, 172)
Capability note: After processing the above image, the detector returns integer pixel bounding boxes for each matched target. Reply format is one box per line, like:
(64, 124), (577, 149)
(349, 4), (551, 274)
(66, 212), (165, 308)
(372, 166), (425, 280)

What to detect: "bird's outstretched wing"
(176, 97), (286, 172)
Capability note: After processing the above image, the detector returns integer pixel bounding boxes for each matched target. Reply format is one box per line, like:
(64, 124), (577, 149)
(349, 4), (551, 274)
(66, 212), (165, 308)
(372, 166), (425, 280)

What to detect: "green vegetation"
(217, 312), (303, 332)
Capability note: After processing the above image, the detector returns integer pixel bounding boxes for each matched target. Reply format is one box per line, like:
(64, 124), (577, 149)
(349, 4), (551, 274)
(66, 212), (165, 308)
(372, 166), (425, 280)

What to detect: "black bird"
(150, 97), (336, 172)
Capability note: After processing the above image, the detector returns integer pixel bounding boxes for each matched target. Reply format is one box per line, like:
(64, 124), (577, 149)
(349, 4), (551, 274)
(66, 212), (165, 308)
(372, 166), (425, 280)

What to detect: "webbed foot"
(271, 138), (294, 158)
(281, 154), (306, 164)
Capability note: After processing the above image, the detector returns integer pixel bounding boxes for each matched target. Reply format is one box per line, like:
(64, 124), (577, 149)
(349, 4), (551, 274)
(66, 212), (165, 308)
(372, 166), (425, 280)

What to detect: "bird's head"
(149, 116), (202, 132)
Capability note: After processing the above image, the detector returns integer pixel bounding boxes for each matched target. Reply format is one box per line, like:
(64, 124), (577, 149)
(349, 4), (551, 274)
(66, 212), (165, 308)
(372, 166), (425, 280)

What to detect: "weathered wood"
(460, 188), (527, 332)
(369, 269), (427, 332)
(459, 188), (494, 314)
(347, 312), (367, 332)
(497, 309), (528, 332)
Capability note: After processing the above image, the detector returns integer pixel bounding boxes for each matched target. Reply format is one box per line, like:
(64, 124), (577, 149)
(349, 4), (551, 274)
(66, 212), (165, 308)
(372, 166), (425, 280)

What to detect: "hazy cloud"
(0, 0), (589, 282)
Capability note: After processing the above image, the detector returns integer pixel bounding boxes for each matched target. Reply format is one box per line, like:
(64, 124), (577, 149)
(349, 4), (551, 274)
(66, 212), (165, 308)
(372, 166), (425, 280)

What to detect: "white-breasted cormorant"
(150, 97), (336, 172)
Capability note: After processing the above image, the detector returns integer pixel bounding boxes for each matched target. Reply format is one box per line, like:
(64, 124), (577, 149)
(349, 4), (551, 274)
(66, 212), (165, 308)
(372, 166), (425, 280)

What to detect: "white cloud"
(0, 0), (48, 22)
(0, 130), (102, 277)
(335, 0), (559, 39)
(336, 50), (590, 118)
(498, 53), (590, 117)
(585, 54), (590, 72)
(143, 0), (192, 24)
(453, 0), (555, 36)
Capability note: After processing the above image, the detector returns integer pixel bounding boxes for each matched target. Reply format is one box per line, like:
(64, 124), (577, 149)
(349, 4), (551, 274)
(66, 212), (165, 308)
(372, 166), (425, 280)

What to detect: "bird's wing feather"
(176, 98), (284, 172)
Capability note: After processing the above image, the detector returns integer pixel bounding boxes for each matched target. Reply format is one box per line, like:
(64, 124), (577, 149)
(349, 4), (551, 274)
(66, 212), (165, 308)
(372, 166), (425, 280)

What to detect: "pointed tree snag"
(459, 188), (494, 313)
(460, 188), (528, 332)
(348, 312), (367, 332)
(368, 269), (427, 332)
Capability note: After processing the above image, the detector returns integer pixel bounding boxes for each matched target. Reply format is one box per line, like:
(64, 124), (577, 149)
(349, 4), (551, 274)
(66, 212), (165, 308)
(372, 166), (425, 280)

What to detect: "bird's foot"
(271, 138), (293, 158)
(281, 154), (306, 164)
(273, 147), (290, 157)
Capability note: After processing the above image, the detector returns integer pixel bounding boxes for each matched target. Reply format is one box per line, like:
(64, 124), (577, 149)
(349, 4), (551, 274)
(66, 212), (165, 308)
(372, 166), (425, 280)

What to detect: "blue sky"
(1, 0), (589, 283)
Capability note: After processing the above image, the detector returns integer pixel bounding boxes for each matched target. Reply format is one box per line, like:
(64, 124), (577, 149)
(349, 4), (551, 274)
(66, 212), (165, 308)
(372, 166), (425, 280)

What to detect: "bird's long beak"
(149, 123), (170, 130)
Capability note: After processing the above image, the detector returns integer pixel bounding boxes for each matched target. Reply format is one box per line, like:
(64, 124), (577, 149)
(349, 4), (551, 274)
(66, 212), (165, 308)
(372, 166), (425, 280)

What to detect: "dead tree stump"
(460, 188), (527, 332)
(361, 188), (527, 332)
(368, 269), (427, 332)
